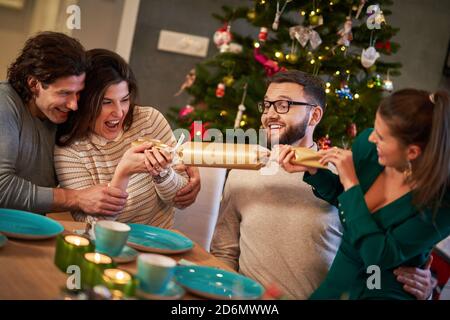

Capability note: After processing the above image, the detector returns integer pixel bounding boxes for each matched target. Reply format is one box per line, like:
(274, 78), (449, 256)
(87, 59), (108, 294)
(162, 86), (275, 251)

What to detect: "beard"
(266, 114), (310, 149)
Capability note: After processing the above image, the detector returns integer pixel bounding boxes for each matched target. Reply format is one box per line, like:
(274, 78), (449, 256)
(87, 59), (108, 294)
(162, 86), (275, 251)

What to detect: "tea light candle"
(101, 268), (136, 298)
(81, 252), (115, 289)
(54, 234), (93, 273)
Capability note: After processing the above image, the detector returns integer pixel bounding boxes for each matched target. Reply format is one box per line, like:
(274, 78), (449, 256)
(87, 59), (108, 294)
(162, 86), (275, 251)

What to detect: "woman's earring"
(403, 160), (412, 180)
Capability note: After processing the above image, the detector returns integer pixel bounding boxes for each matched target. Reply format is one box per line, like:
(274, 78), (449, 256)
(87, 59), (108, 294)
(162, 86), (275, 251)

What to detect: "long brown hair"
(56, 49), (138, 146)
(378, 89), (450, 210)
(8, 31), (87, 103)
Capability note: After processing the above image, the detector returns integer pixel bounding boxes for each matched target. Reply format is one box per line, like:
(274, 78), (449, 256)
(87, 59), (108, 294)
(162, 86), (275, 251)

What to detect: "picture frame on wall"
(0, 0), (25, 10)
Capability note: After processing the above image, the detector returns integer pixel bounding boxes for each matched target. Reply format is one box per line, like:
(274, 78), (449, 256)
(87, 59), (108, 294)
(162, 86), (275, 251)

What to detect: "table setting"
(0, 208), (265, 300)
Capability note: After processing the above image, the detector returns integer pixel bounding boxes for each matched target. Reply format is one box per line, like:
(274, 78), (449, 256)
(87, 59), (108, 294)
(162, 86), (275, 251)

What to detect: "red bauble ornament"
(375, 40), (391, 54)
(318, 135), (332, 150)
(215, 83), (225, 98)
(179, 105), (194, 118)
(258, 27), (268, 42)
(347, 123), (357, 138)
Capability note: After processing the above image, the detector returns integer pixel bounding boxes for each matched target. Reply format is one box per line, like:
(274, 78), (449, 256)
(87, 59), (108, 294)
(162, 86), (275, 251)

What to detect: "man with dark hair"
(0, 32), (129, 215)
(261, 70), (326, 148)
(211, 70), (433, 299)
(0, 32), (200, 216)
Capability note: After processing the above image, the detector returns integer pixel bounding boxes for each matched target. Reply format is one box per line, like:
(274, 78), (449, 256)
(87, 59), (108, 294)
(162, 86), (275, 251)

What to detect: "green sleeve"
(303, 169), (343, 207)
(303, 128), (375, 208)
(338, 185), (450, 269)
(309, 238), (361, 300)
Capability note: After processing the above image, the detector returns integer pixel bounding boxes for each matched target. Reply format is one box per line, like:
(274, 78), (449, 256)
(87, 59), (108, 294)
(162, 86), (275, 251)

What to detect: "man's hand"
(173, 165), (201, 209)
(73, 184), (128, 216)
(394, 256), (436, 300)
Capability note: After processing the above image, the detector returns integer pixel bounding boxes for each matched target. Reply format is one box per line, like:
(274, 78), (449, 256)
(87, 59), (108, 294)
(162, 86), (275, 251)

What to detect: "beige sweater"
(210, 162), (343, 299)
(54, 106), (187, 228)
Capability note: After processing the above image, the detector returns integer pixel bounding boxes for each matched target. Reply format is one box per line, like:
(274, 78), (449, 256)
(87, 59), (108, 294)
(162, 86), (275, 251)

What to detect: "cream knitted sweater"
(211, 163), (343, 299)
(54, 106), (187, 228)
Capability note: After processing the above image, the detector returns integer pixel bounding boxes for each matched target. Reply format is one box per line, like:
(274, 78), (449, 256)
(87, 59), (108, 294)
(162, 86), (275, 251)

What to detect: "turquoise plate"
(0, 209), (64, 240)
(136, 281), (185, 300)
(0, 233), (7, 248)
(175, 265), (265, 300)
(127, 224), (194, 254)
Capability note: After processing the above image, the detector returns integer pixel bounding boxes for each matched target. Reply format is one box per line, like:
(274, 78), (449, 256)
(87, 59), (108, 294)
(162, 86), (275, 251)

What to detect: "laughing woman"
(279, 89), (450, 299)
(54, 49), (187, 227)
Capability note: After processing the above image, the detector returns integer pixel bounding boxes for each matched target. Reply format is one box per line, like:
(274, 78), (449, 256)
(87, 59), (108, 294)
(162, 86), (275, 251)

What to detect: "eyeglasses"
(257, 100), (316, 114)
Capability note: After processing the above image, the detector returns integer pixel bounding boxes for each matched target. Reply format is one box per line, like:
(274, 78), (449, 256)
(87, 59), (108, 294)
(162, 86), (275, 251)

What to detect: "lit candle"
(86, 252), (113, 264)
(54, 234), (93, 273)
(101, 268), (136, 298)
(81, 252), (116, 289)
(66, 235), (90, 246)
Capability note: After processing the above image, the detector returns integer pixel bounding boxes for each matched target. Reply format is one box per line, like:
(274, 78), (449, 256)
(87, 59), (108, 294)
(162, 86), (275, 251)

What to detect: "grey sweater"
(211, 165), (343, 299)
(0, 82), (56, 213)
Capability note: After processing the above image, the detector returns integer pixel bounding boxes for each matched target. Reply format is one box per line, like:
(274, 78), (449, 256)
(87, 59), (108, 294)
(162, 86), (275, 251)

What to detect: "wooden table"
(0, 220), (234, 300)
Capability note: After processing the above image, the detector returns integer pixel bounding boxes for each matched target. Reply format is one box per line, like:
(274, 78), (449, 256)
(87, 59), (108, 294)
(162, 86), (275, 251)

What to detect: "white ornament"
(361, 46), (380, 68)
(289, 25), (322, 50)
(383, 70), (394, 92)
(337, 17), (353, 47)
(382, 79), (393, 92)
(272, 0), (292, 31)
(234, 83), (248, 129)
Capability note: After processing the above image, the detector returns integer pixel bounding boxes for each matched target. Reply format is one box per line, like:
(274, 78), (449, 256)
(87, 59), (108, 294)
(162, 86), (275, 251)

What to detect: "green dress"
(304, 128), (450, 300)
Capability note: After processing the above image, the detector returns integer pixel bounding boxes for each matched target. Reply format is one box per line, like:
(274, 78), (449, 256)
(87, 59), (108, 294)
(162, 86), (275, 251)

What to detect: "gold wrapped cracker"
(291, 147), (328, 169)
(179, 142), (270, 170)
(131, 138), (170, 150)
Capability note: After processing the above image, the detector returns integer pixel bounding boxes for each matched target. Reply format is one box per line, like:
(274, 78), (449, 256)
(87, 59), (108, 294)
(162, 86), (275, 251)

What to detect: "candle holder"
(81, 252), (116, 289)
(101, 268), (136, 299)
(54, 234), (94, 273)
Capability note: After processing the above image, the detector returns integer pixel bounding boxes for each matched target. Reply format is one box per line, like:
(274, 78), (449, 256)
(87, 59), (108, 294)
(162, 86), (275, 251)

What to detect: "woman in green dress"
(278, 89), (450, 299)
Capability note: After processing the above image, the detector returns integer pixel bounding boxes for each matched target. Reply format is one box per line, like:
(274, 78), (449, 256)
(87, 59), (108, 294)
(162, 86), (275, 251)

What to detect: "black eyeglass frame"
(257, 100), (317, 114)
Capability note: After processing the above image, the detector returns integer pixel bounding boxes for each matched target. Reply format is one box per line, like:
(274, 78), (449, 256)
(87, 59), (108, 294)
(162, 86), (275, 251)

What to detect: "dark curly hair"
(56, 49), (138, 146)
(7, 31), (87, 103)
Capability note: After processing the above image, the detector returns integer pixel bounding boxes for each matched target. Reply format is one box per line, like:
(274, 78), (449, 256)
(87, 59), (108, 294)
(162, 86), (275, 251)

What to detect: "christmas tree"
(168, 0), (401, 148)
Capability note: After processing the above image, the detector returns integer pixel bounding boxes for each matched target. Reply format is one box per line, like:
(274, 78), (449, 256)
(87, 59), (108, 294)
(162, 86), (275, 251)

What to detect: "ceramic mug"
(137, 253), (177, 294)
(94, 220), (130, 257)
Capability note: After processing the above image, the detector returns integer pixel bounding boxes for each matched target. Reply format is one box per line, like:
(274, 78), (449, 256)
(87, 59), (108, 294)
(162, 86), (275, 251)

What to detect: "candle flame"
(103, 269), (131, 284)
(65, 235), (89, 246)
